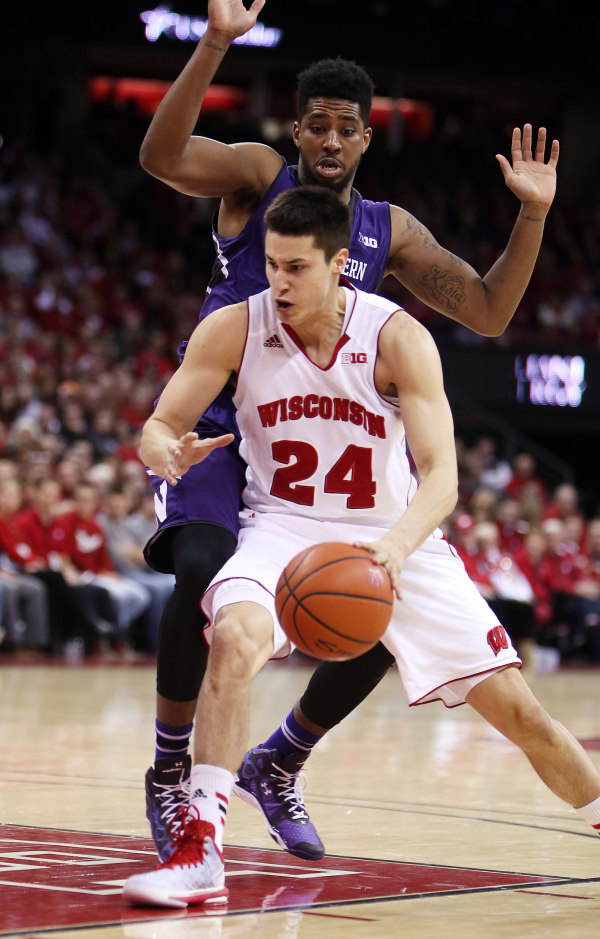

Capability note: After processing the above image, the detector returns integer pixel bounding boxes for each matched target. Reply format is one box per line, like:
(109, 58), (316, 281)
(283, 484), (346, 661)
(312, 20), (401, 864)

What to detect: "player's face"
(293, 97), (372, 198)
(265, 231), (347, 327)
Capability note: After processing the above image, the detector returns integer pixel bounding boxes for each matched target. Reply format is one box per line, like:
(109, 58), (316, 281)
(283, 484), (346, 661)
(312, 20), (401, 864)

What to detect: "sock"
(576, 794), (600, 832)
(190, 764), (234, 851)
(155, 719), (194, 764)
(261, 709), (323, 762)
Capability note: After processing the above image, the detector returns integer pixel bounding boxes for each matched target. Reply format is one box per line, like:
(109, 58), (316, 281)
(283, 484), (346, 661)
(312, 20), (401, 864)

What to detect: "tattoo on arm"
(420, 265), (466, 313)
(204, 39), (228, 53)
(404, 214), (465, 267)
(520, 211), (545, 222)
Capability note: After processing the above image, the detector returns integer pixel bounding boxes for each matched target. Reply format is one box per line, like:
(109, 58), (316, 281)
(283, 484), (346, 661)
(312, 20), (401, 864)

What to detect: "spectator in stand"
(470, 521), (537, 667)
(513, 528), (556, 646)
(52, 480), (151, 647)
(541, 518), (598, 660)
(15, 476), (118, 652)
(469, 485), (500, 524)
(98, 485), (175, 652)
(495, 497), (530, 554)
(543, 481), (586, 527)
(469, 436), (513, 494)
(0, 477), (51, 651)
(517, 479), (547, 529)
(505, 452), (548, 503)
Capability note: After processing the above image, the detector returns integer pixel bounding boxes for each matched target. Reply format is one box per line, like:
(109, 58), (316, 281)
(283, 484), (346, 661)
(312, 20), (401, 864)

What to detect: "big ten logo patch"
(487, 625), (509, 656)
(341, 352), (367, 365)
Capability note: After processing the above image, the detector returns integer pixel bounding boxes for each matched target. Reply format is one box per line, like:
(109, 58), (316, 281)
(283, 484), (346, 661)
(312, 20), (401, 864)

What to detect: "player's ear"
(292, 122), (301, 148)
(333, 248), (348, 275)
(362, 126), (373, 153)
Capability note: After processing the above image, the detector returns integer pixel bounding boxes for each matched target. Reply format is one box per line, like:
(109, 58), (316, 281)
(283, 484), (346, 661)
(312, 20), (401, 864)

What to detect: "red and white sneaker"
(123, 807), (228, 909)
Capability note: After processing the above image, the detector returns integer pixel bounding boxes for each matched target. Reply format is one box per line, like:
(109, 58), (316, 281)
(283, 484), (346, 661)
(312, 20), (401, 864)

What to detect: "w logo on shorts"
(487, 625), (509, 656)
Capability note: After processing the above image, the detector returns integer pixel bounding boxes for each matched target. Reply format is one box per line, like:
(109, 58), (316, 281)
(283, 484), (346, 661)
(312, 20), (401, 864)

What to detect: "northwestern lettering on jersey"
(343, 256), (368, 282)
(256, 395), (386, 439)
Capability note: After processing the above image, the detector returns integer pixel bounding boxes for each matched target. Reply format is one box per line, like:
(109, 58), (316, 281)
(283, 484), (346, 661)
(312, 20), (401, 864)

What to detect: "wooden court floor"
(1, 653), (599, 938)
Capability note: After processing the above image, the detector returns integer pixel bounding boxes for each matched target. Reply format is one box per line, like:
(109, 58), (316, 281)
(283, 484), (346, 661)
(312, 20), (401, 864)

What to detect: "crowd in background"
(0, 93), (599, 664)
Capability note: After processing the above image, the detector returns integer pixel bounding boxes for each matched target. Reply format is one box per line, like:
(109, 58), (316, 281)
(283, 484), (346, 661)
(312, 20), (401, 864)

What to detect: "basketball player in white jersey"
(124, 187), (600, 909)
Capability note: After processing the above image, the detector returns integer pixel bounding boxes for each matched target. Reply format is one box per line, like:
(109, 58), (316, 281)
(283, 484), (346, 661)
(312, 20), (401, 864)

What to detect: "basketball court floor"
(1, 652), (599, 937)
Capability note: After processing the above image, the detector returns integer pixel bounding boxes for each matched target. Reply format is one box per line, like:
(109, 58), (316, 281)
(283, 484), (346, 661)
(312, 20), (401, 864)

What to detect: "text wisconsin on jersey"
(256, 395), (387, 439)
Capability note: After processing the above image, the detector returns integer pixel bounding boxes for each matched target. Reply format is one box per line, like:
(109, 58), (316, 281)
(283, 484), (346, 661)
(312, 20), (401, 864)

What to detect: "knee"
(503, 696), (557, 749)
(209, 611), (271, 684)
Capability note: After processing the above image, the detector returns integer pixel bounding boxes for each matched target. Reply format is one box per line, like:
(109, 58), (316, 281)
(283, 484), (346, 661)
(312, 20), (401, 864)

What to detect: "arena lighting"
(89, 76), (246, 115)
(515, 353), (587, 408)
(140, 6), (282, 47)
(369, 96), (433, 138)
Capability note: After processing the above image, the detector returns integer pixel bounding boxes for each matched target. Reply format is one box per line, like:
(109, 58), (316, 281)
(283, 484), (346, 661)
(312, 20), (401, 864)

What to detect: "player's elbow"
(139, 140), (165, 179)
(139, 136), (180, 182)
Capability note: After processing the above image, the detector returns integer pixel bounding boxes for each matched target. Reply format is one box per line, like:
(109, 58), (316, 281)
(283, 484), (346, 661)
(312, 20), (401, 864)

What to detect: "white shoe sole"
(123, 882), (229, 909)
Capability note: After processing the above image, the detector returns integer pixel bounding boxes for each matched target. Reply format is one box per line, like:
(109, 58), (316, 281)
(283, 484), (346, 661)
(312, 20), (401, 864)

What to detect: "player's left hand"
(163, 431), (234, 485)
(496, 124), (559, 212)
(354, 538), (403, 599)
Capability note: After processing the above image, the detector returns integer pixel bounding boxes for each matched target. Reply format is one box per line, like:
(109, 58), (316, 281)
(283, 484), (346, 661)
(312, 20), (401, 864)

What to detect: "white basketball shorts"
(201, 511), (521, 707)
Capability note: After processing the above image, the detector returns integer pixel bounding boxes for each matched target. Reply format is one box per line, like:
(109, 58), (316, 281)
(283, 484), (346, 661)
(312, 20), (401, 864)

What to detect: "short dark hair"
(297, 57), (374, 126)
(264, 187), (351, 262)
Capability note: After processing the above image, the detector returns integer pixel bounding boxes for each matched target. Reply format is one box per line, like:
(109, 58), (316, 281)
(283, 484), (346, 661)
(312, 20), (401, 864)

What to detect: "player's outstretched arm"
(140, 302), (247, 484)
(139, 0), (281, 199)
(357, 313), (458, 596)
(386, 125), (559, 337)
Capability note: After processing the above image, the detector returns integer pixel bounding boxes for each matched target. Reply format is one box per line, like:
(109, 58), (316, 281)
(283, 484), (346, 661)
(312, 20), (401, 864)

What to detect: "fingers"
(353, 541), (402, 599)
(534, 125), (546, 161)
(511, 124), (559, 166)
(163, 432), (234, 484)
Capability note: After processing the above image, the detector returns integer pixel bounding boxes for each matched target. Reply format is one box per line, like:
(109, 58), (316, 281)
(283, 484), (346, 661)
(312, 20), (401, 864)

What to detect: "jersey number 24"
(270, 440), (376, 509)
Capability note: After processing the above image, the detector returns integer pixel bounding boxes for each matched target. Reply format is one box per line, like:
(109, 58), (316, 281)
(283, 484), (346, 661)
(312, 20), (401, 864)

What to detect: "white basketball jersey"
(233, 284), (418, 527)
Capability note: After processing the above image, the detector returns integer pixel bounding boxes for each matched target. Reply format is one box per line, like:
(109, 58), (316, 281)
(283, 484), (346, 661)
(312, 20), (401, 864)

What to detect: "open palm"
(496, 124), (559, 208)
(207, 0), (266, 41)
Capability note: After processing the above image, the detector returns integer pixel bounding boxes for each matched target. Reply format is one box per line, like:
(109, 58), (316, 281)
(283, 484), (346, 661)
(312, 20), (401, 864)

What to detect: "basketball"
(275, 541), (394, 661)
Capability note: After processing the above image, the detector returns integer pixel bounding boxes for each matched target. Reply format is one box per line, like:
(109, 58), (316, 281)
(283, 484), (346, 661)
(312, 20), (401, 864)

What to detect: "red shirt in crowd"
(50, 511), (114, 574)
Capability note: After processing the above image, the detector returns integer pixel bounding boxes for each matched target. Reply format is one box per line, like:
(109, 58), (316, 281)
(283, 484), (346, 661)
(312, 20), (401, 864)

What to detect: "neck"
(288, 285), (347, 361)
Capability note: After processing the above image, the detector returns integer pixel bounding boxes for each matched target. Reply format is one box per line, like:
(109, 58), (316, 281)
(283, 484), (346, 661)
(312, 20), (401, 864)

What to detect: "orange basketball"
(275, 541), (394, 661)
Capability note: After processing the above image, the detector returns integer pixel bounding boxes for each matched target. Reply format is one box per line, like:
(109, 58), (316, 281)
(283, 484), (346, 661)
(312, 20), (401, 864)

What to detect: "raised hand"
(163, 431), (234, 485)
(207, 0), (267, 42)
(496, 124), (559, 213)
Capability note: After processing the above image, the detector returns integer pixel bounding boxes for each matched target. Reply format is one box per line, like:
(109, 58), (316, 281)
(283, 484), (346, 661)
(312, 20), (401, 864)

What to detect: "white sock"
(190, 764), (234, 851)
(575, 794), (600, 832)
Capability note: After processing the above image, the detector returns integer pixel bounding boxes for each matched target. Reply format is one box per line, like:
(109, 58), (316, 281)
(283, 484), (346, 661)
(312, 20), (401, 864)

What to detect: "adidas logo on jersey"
(264, 334), (284, 348)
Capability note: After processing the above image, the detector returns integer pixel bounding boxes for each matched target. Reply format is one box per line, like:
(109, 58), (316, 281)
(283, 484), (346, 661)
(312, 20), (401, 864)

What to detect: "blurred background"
(1, 2), (599, 663)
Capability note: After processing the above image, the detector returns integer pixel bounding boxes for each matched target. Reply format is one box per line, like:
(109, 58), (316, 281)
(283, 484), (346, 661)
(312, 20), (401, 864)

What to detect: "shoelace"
(272, 764), (310, 822)
(161, 805), (214, 868)
(155, 773), (191, 830)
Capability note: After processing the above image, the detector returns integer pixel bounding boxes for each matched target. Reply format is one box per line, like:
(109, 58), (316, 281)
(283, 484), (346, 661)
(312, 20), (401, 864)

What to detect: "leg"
(297, 640), (396, 732)
(123, 600), (273, 910)
(194, 601), (275, 771)
(155, 524), (238, 725)
(467, 665), (600, 808)
(146, 523), (237, 861)
(234, 640), (395, 858)
(18, 574), (50, 649)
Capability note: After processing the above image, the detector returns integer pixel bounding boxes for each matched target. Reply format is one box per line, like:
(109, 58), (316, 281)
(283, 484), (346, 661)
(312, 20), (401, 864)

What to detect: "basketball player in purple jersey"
(140, 0), (560, 862)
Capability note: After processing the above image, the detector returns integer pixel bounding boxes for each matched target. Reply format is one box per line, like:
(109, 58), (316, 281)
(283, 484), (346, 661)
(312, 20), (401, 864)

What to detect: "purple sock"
(155, 719), (194, 764)
(262, 709), (322, 759)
